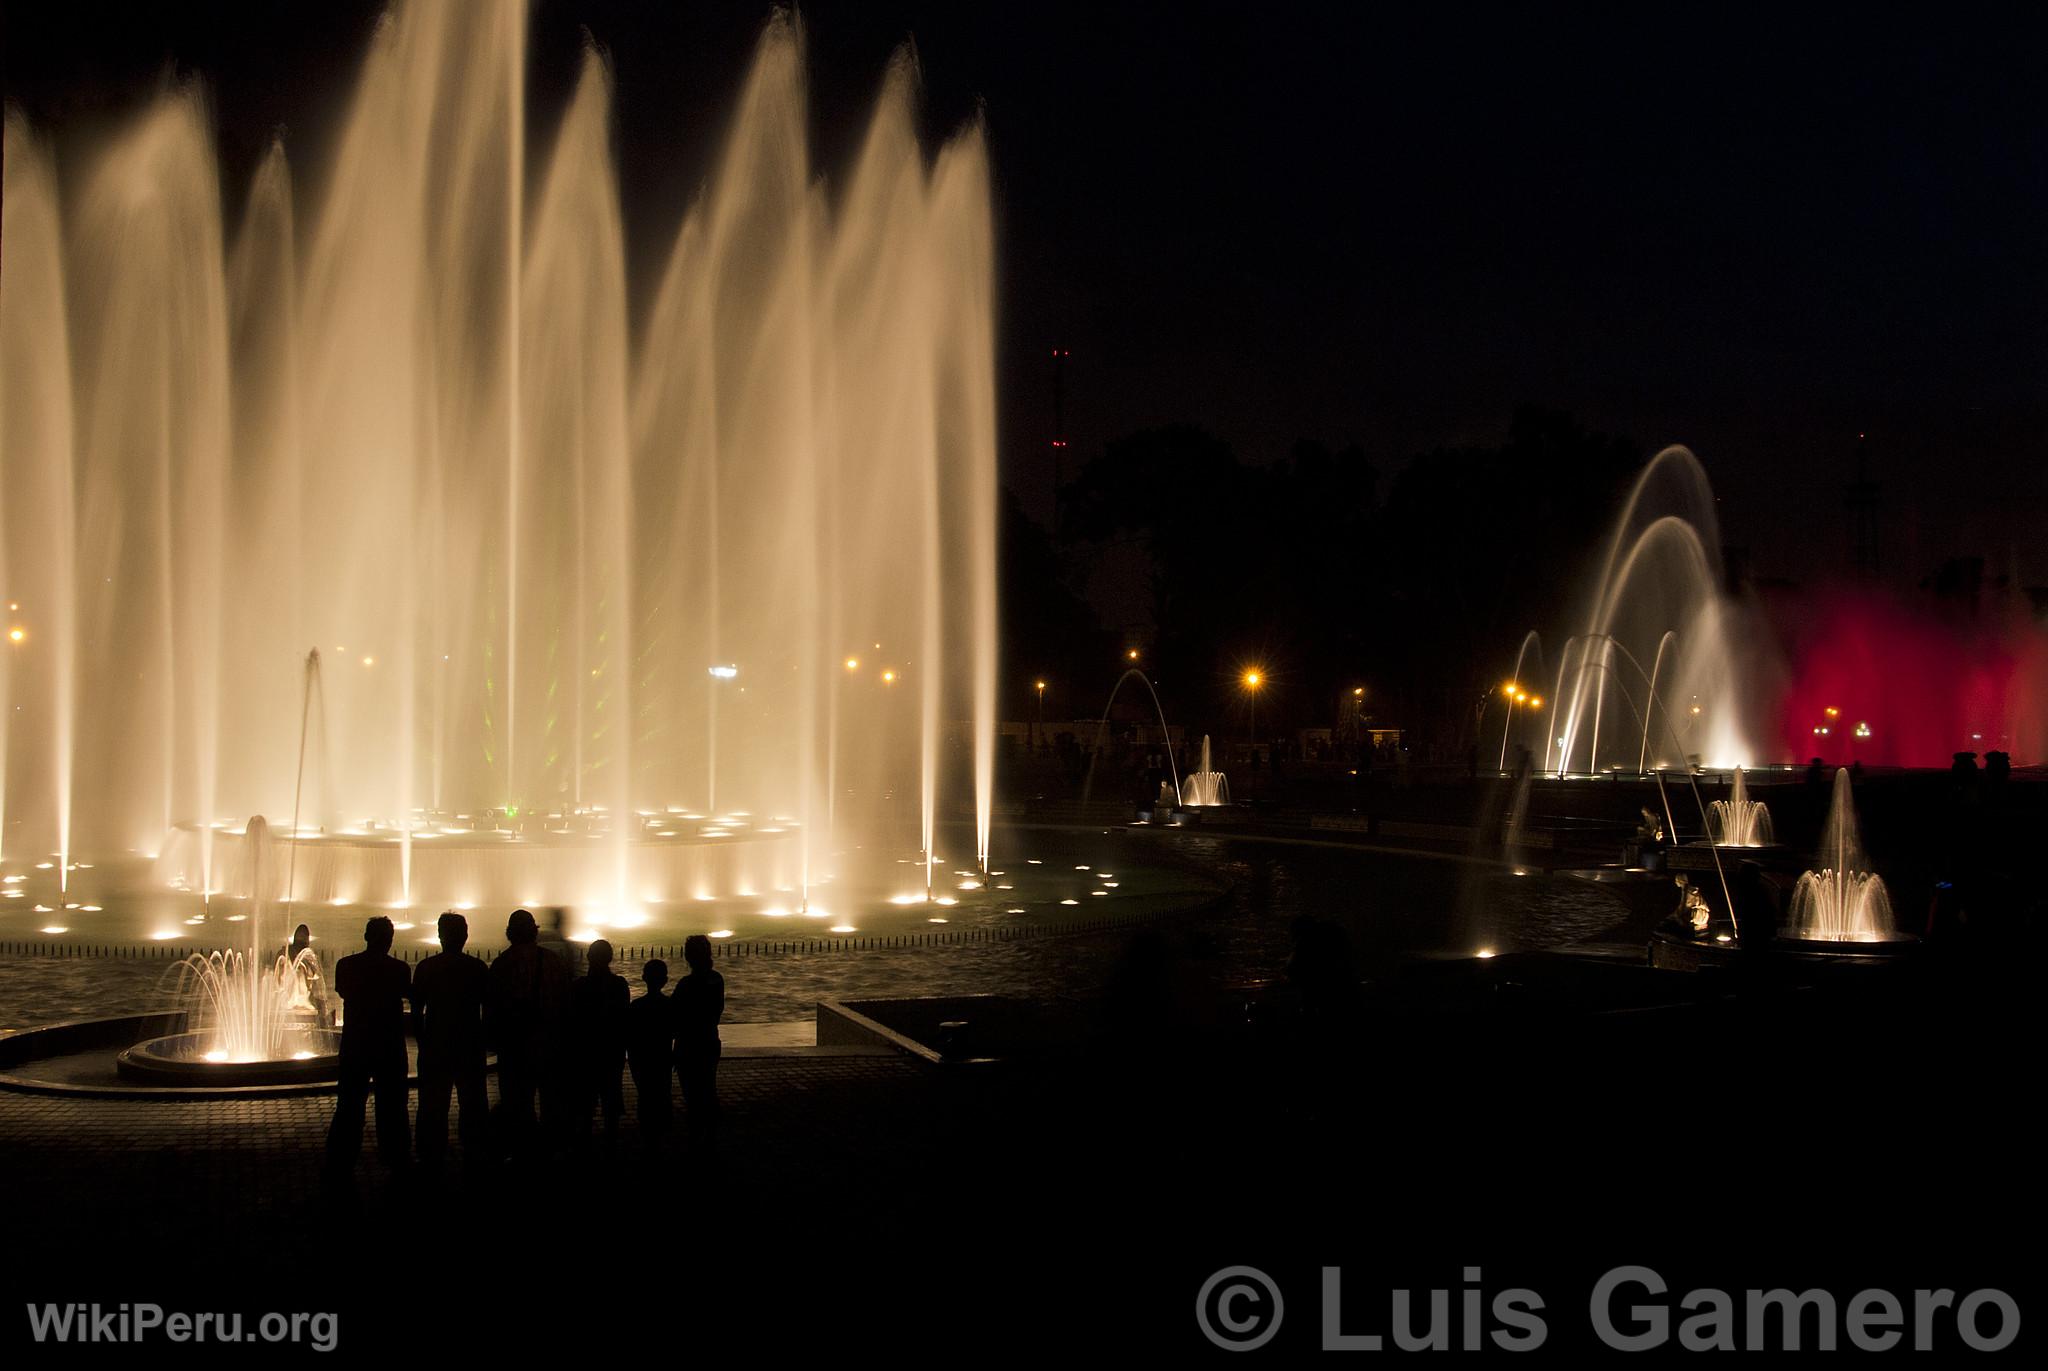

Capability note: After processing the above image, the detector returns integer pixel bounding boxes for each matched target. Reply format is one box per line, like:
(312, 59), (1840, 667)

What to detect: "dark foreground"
(1, 938), (2035, 1361)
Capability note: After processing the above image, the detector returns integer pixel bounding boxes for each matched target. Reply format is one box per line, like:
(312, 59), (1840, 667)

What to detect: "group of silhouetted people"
(324, 909), (724, 1185)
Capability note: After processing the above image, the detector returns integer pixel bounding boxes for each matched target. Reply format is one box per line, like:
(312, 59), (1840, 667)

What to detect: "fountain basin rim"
(117, 1029), (343, 1086)
(0, 1012), (352, 1098)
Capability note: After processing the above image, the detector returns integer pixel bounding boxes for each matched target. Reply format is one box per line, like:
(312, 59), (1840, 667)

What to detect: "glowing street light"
(6, 627), (23, 645)
(707, 664), (738, 680)
(1498, 681), (1531, 770)
(844, 657), (860, 672)
(881, 669), (897, 685)
(1125, 648), (1140, 662)
(1242, 668), (1265, 748)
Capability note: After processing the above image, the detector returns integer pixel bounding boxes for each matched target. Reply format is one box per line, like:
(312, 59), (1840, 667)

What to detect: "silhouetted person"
(411, 911), (490, 1174)
(325, 916), (411, 1181)
(674, 934), (724, 1153)
(627, 959), (674, 1138)
(487, 907), (572, 1162)
(568, 938), (630, 1146)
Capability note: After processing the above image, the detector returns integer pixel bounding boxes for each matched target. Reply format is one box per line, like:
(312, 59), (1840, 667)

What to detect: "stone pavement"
(0, 1051), (952, 1268)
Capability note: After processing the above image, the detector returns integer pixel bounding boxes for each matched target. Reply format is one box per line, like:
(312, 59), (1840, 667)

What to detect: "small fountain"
(1706, 767), (1775, 847)
(1180, 735), (1230, 808)
(1785, 769), (1901, 944)
(117, 816), (339, 1084)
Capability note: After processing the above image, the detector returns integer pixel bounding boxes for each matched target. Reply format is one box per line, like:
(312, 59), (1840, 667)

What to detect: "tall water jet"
(1786, 769), (1896, 942)
(1181, 735), (1230, 807)
(2, 2), (998, 914)
(1082, 669), (1182, 808)
(1706, 767), (1775, 847)
(2, 116), (83, 874)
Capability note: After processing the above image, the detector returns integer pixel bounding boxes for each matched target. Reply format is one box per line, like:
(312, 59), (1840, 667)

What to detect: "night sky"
(7, 1), (2046, 589)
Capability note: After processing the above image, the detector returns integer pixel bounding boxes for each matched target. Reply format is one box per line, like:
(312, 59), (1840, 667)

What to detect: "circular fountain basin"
(116, 1027), (342, 1087)
(1773, 929), (1921, 958)
(1649, 923), (1921, 971)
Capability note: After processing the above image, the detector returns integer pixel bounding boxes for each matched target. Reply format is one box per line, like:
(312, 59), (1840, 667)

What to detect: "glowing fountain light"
(1180, 735), (1231, 807)
(1706, 767), (1776, 847)
(1786, 769), (1896, 942)
(165, 818), (331, 1063)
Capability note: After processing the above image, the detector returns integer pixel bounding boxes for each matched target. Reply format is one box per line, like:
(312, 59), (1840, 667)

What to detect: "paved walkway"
(0, 1051), (945, 1267)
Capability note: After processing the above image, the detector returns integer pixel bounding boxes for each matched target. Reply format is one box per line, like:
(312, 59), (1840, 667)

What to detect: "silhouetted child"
(568, 938), (629, 1146)
(627, 959), (674, 1138)
(674, 934), (725, 1153)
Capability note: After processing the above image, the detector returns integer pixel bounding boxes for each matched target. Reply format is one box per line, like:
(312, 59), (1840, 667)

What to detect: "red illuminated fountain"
(1773, 589), (2048, 767)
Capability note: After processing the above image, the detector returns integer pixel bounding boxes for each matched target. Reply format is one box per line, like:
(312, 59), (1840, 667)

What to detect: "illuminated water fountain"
(1180, 735), (1230, 808)
(1785, 768), (1899, 943)
(1706, 768), (1775, 847)
(1545, 447), (1761, 775)
(118, 816), (339, 1083)
(0, 3), (997, 922)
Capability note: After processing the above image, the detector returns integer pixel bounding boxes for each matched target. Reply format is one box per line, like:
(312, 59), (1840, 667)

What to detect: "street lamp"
(1242, 669), (1264, 750)
(1497, 682), (1542, 771)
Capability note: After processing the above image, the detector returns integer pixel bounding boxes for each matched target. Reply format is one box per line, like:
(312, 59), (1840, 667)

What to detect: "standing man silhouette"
(411, 911), (491, 1174)
(325, 915), (412, 1182)
(486, 907), (571, 1162)
(674, 934), (725, 1154)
